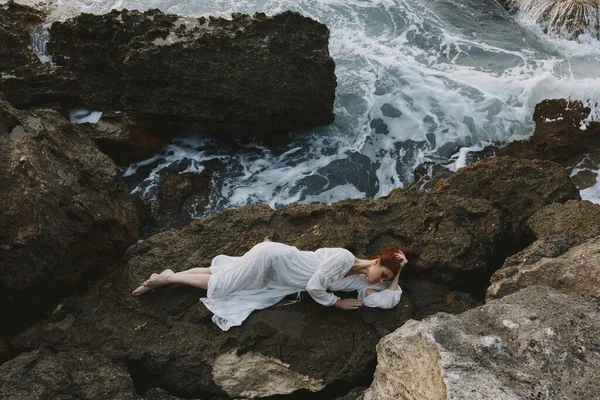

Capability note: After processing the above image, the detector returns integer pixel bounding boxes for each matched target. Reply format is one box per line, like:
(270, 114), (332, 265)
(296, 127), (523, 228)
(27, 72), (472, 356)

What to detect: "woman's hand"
(335, 298), (364, 310)
(395, 251), (408, 268)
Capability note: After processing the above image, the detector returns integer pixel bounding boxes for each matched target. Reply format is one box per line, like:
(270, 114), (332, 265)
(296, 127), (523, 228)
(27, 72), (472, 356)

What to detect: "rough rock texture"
(0, 1), (45, 73)
(8, 193), (491, 397)
(1, 6), (336, 138)
(212, 350), (325, 398)
(0, 349), (135, 400)
(0, 336), (10, 363)
(7, 156), (577, 398)
(527, 199), (600, 239)
(431, 157), (579, 247)
(155, 171), (213, 232)
(490, 99), (600, 164)
(0, 2), (75, 110)
(0, 98), (141, 323)
(487, 235), (600, 301)
(77, 113), (176, 165)
(363, 287), (600, 400)
(410, 162), (453, 192)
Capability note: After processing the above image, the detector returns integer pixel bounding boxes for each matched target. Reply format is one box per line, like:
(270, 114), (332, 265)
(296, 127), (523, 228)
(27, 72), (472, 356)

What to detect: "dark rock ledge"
(1, 2), (598, 399)
(0, 2), (337, 150)
(1, 151), (579, 399)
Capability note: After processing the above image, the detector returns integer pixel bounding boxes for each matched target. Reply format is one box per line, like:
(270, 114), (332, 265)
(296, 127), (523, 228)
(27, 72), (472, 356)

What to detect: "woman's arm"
(307, 248), (360, 309)
(361, 251), (407, 308)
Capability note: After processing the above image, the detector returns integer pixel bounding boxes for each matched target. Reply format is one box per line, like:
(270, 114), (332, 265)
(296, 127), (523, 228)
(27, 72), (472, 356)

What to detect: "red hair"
(373, 247), (421, 275)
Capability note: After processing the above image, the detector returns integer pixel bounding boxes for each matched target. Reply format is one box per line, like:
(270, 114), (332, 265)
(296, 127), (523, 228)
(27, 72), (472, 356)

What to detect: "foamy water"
(10, 0), (600, 214)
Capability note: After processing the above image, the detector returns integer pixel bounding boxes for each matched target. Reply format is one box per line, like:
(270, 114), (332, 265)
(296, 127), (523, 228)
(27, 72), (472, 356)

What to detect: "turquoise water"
(13, 0), (600, 213)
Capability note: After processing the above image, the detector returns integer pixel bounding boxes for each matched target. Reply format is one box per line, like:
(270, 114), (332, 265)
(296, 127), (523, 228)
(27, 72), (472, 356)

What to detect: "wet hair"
(374, 247), (421, 275)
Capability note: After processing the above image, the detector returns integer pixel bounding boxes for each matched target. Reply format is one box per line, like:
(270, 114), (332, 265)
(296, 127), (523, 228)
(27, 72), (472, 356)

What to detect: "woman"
(133, 241), (419, 330)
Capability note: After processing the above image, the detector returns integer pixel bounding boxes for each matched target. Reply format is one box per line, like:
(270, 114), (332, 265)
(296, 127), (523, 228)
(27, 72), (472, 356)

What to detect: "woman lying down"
(133, 241), (419, 331)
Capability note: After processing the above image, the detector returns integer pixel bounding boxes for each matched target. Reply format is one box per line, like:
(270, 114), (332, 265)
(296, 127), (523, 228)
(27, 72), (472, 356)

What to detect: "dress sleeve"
(306, 248), (355, 307)
(306, 270), (338, 306)
(357, 282), (402, 309)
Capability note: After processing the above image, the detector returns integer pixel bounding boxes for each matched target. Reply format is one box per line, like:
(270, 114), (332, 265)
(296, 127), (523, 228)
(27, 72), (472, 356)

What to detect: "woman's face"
(367, 261), (395, 284)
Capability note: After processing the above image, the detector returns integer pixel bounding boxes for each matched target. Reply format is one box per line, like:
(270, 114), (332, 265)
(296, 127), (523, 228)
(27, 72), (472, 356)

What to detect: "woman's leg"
(175, 267), (211, 275)
(132, 268), (211, 295)
(144, 272), (210, 290)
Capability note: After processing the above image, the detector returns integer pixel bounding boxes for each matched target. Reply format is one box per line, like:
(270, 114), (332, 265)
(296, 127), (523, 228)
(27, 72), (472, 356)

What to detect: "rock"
(8, 156), (579, 397)
(363, 286), (600, 400)
(212, 349), (325, 398)
(1, 7), (336, 140)
(11, 188), (504, 397)
(77, 113), (176, 165)
(0, 2), (76, 110)
(0, 1), (45, 73)
(0, 349), (136, 399)
(487, 235), (600, 301)
(409, 162), (453, 192)
(527, 200), (600, 239)
(402, 278), (481, 320)
(0, 98), (141, 323)
(0, 336), (10, 364)
(155, 171), (213, 232)
(432, 157), (579, 247)
(488, 99), (600, 164)
(336, 386), (366, 400)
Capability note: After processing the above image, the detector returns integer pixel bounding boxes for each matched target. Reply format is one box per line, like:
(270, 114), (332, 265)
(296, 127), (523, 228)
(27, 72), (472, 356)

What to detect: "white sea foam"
(12, 0), (600, 213)
(69, 108), (102, 124)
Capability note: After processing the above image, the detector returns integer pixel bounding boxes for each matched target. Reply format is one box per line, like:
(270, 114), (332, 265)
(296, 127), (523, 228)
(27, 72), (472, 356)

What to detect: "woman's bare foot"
(132, 269), (174, 296)
(143, 269), (174, 288)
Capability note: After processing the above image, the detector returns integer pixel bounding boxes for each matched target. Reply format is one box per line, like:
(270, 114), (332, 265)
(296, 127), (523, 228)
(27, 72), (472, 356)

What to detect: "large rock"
(10, 189), (496, 397)
(7, 156), (578, 397)
(154, 171), (213, 232)
(0, 349), (136, 399)
(363, 286), (600, 400)
(0, 1), (45, 73)
(487, 235), (600, 301)
(1, 7), (336, 139)
(432, 157), (579, 247)
(0, 98), (141, 323)
(77, 113), (176, 165)
(527, 199), (600, 239)
(491, 99), (600, 164)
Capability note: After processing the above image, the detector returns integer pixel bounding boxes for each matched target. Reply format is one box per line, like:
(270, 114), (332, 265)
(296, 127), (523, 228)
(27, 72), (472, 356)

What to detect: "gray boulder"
(363, 286), (600, 400)
(487, 234), (600, 301)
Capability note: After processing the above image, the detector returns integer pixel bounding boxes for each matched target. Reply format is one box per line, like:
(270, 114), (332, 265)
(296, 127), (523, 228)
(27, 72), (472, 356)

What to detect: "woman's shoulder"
(315, 247), (355, 261)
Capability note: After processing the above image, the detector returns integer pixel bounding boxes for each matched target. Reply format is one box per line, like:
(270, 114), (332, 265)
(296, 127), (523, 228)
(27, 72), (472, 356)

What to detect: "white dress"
(200, 241), (402, 330)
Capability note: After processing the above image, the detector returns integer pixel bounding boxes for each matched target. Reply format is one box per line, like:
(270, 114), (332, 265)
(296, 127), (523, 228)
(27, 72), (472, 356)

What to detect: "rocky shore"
(1, 2), (599, 399)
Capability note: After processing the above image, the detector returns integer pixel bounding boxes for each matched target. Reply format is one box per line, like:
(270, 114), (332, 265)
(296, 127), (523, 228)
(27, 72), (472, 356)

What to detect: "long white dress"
(200, 241), (402, 330)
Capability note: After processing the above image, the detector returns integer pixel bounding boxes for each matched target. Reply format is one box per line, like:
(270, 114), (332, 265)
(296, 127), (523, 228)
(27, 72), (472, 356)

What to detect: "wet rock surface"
(5, 156), (578, 398)
(431, 157), (579, 248)
(0, 1), (45, 73)
(1, 6), (336, 140)
(487, 234), (600, 301)
(0, 98), (141, 325)
(491, 99), (600, 164)
(0, 348), (136, 400)
(363, 286), (600, 400)
(527, 199), (600, 239)
(78, 113), (177, 165)
(154, 171), (213, 232)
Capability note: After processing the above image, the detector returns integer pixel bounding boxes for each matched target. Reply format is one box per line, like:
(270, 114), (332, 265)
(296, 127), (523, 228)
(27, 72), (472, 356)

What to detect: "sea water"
(10, 0), (600, 215)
